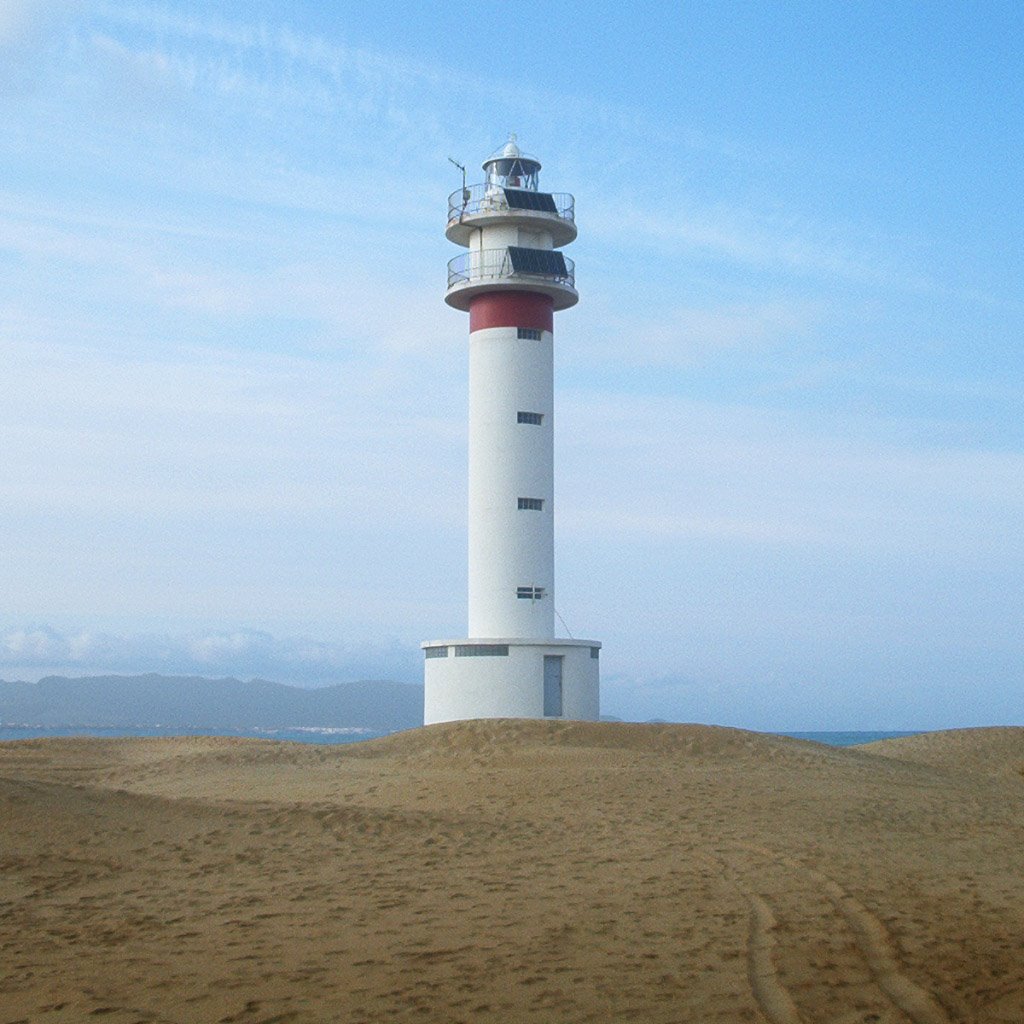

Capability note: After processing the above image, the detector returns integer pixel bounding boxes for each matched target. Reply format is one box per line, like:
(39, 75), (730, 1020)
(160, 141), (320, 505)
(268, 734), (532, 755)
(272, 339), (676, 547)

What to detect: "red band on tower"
(469, 292), (554, 333)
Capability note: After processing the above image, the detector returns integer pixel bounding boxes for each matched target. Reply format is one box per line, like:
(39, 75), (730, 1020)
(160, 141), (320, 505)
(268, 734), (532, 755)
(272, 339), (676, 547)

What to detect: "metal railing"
(447, 183), (575, 225)
(447, 248), (576, 291)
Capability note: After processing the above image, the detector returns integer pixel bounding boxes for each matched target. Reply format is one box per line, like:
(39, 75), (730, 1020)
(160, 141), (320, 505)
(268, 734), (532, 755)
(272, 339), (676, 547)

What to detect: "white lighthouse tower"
(422, 137), (601, 724)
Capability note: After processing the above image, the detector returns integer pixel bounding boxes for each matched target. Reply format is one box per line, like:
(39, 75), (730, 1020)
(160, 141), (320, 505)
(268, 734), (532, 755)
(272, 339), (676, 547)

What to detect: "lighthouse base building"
(423, 639), (599, 724)
(422, 138), (600, 726)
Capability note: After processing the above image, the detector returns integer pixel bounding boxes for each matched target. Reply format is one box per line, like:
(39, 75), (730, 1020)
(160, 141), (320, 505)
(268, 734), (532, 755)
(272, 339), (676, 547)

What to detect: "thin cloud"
(571, 297), (825, 371)
(556, 391), (1024, 563)
(1, 337), (464, 523)
(0, 0), (71, 49)
(586, 197), (900, 285)
(87, 2), (791, 178)
(86, 7), (460, 134)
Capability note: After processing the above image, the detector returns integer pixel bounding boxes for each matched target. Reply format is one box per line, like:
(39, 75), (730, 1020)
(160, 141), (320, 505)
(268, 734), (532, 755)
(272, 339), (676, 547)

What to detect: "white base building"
(423, 638), (599, 723)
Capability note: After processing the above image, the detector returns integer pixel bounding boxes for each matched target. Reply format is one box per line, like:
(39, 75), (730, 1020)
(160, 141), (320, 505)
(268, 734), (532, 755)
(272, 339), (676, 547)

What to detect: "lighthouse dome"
(499, 138), (521, 159)
(483, 134), (541, 191)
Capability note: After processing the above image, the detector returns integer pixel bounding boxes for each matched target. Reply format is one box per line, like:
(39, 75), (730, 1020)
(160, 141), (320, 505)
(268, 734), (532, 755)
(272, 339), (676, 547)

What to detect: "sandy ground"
(1, 721), (1022, 1024)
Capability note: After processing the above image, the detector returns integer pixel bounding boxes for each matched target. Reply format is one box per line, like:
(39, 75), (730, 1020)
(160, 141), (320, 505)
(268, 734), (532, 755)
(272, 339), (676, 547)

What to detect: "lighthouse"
(422, 137), (601, 724)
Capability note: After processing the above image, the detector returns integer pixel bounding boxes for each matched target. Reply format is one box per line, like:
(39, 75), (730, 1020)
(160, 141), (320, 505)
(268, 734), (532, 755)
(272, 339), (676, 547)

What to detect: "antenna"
(448, 157), (469, 204)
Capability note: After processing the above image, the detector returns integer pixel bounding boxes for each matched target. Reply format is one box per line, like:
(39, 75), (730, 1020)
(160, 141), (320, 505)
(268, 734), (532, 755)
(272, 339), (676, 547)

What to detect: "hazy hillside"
(0, 674), (423, 732)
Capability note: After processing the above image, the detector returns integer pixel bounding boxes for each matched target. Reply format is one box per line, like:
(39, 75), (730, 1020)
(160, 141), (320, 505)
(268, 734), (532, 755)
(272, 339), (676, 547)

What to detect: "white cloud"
(1, 625), (67, 660)
(0, 624), (420, 684)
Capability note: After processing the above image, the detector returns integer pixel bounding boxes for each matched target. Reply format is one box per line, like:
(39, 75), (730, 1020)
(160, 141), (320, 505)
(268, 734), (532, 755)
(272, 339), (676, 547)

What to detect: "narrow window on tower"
(516, 586), (546, 600)
(518, 497), (544, 511)
(517, 411), (543, 425)
(517, 327), (542, 340)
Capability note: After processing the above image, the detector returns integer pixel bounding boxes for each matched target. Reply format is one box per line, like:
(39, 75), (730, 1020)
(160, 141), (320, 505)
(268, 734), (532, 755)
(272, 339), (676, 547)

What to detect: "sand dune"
(2, 722), (1022, 1023)
(856, 727), (1024, 783)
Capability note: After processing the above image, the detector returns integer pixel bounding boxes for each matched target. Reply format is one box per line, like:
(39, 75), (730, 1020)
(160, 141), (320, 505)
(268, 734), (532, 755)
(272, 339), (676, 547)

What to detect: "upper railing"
(447, 247), (575, 291)
(447, 183), (575, 226)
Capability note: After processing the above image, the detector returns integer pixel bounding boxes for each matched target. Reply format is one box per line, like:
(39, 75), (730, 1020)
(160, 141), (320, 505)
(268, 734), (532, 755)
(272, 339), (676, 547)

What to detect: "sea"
(777, 731), (922, 746)
(0, 725), (922, 746)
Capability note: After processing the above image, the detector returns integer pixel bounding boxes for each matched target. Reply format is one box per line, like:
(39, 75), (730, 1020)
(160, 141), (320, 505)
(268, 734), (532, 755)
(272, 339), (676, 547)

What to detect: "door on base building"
(543, 655), (563, 717)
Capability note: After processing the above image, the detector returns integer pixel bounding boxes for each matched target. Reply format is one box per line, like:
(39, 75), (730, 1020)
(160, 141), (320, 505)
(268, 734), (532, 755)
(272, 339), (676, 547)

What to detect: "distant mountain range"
(0, 674), (423, 733)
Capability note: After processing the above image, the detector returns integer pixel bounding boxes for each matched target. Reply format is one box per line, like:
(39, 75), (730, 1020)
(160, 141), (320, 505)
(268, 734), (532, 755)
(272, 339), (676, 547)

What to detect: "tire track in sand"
(818, 876), (951, 1024)
(747, 893), (805, 1024)
(737, 843), (954, 1024)
(695, 850), (805, 1024)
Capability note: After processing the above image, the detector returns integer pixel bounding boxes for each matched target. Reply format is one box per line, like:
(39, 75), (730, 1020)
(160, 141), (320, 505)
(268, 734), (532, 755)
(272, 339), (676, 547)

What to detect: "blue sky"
(1, 0), (1021, 729)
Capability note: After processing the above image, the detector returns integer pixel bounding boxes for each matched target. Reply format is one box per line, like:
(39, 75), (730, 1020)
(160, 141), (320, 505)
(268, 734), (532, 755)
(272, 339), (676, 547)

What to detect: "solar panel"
(507, 247), (568, 277)
(504, 188), (558, 214)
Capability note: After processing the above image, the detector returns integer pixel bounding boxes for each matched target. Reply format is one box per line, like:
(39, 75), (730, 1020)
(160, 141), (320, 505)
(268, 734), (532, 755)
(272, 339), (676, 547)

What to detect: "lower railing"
(447, 248), (575, 290)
